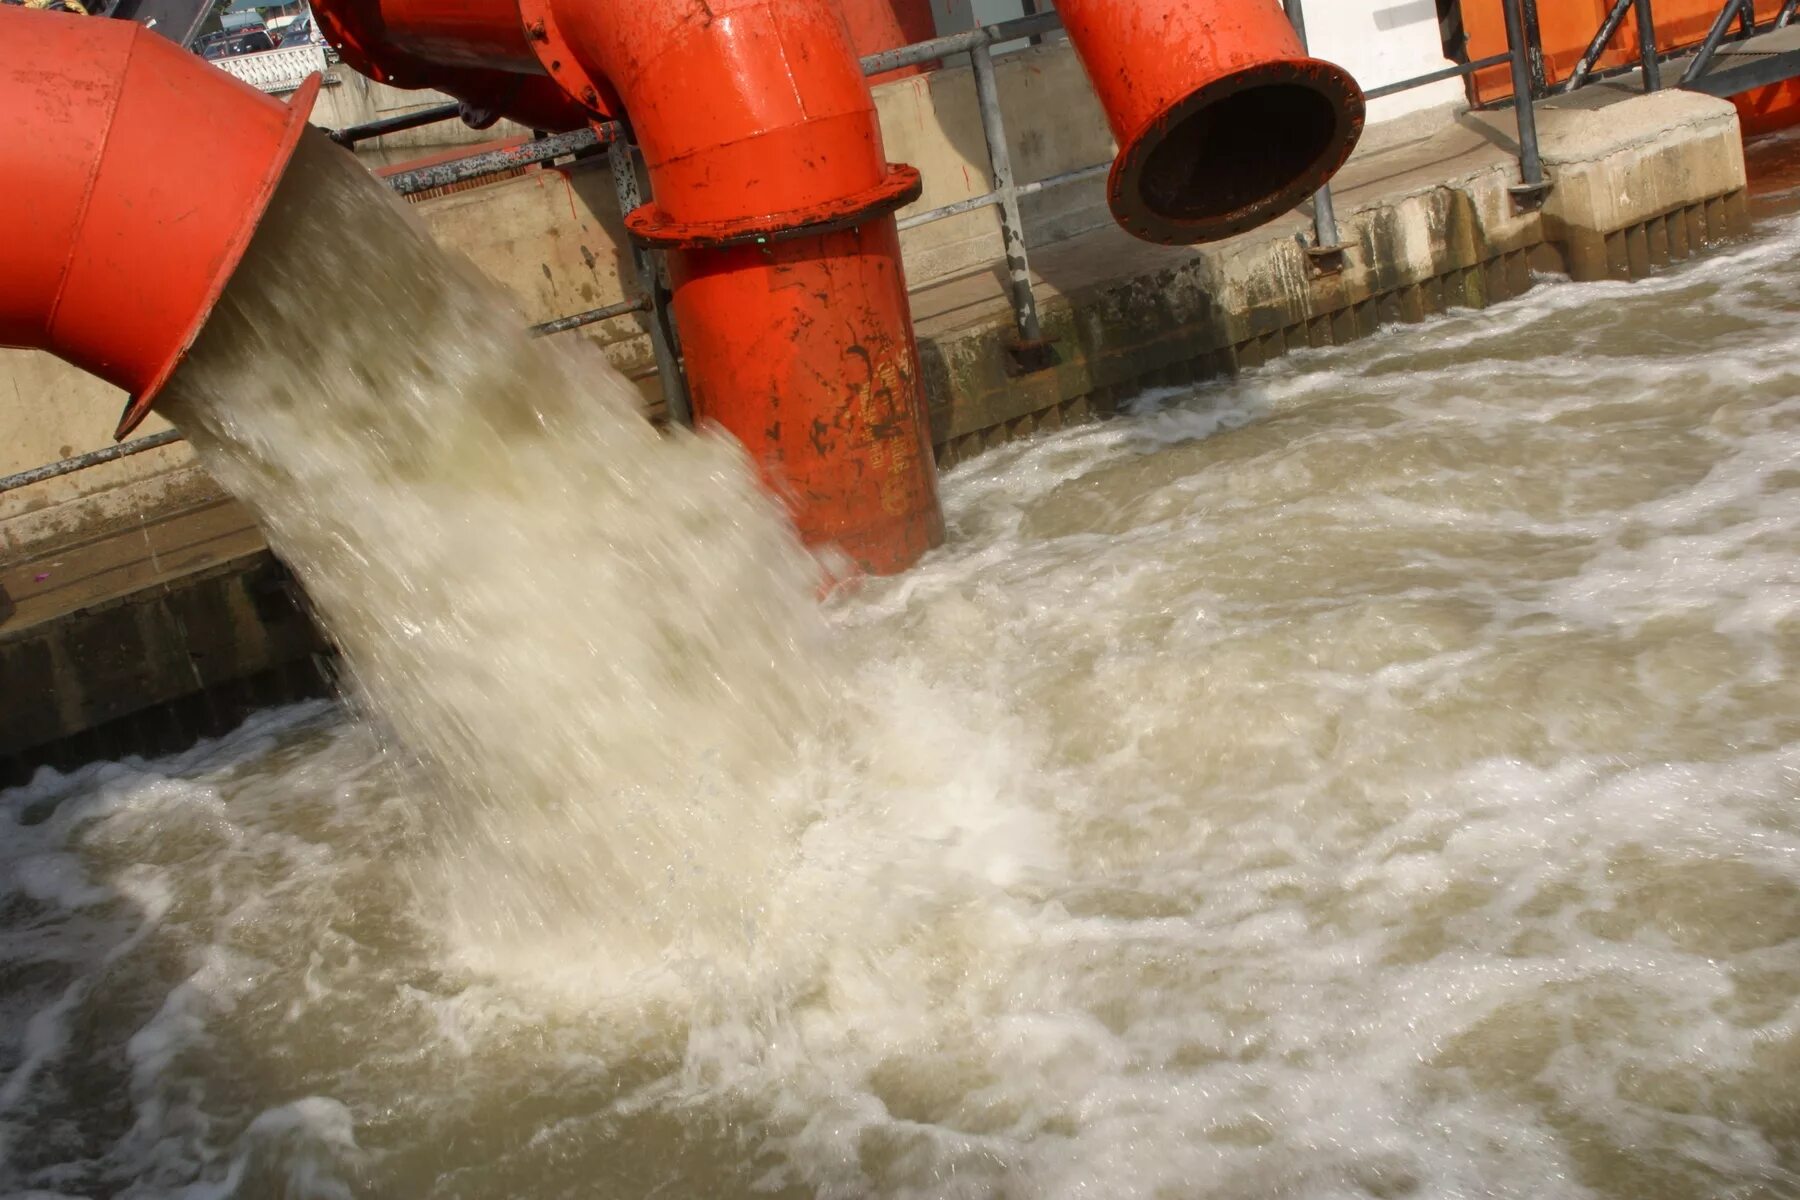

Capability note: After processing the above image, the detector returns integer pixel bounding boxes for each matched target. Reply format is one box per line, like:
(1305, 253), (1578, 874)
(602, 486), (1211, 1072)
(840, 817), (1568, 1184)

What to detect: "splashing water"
(2, 132), (1799, 1198)
(159, 136), (840, 994)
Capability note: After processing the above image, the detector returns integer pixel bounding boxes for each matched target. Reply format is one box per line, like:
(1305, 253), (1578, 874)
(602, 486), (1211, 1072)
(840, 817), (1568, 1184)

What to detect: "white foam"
(3, 145), (1798, 1200)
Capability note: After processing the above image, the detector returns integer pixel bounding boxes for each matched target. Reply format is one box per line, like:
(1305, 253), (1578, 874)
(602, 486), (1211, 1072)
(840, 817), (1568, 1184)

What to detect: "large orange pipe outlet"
(314, 0), (944, 573)
(0, 9), (319, 440)
(1056, 0), (1366, 246)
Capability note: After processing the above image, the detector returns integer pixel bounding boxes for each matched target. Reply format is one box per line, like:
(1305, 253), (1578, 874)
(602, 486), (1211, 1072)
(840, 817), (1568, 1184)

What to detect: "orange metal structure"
(0, 7), (319, 439)
(1465, 0), (1791, 112)
(1055, 0), (1365, 245)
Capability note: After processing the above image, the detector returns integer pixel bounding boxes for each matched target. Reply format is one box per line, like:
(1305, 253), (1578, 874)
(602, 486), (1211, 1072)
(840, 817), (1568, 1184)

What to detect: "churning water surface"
(4, 130), (1800, 1199)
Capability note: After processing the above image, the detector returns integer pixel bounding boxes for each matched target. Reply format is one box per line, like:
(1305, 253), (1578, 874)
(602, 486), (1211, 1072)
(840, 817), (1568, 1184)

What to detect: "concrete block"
(1537, 88), (1746, 280)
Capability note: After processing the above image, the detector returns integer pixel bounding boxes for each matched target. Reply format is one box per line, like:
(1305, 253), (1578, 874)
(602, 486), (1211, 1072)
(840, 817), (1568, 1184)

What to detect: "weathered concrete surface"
(1535, 84), (1751, 279)
(0, 497), (328, 785)
(0, 354), (208, 557)
(910, 86), (1752, 464)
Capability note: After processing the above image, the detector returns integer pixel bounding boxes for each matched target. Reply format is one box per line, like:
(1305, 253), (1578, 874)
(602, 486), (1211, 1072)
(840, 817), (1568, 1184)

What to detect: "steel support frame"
(1682, 0), (1754, 84)
(1501, 0), (1552, 209)
(1564, 0), (1662, 92)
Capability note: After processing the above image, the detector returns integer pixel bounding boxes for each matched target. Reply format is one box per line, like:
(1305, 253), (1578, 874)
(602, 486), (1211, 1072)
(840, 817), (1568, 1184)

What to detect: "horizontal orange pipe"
(1056, 0), (1364, 245)
(0, 7), (318, 439)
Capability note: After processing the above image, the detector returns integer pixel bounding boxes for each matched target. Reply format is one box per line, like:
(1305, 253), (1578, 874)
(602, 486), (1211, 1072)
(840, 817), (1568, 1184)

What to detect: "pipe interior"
(1138, 83), (1341, 223)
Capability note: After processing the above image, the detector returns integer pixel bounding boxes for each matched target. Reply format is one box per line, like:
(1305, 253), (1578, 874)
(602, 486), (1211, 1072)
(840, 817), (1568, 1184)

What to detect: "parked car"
(277, 16), (314, 46)
(195, 28), (275, 57)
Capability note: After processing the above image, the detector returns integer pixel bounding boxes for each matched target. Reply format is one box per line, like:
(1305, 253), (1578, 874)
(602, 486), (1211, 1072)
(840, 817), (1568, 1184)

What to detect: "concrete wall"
(0, 359), (210, 558)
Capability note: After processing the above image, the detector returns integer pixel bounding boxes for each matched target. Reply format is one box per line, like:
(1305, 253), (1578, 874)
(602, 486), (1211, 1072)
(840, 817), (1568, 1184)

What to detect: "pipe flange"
(515, 0), (616, 118)
(624, 164), (922, 250)
(1109, 57), (1365, 247)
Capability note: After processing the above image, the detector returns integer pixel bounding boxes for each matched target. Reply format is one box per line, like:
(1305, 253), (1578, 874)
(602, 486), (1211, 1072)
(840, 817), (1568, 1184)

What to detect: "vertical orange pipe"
(0, 7), (318, 438)
(547, 0), (943, 573)
(665, 223), (941, 571)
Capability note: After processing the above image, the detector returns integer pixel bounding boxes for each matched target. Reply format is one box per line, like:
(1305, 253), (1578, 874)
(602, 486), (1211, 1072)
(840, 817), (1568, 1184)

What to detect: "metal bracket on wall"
(1305, 242), (1349, 275)
(1005, 337), (1059, 375)
(1509, 179), (1555, 212)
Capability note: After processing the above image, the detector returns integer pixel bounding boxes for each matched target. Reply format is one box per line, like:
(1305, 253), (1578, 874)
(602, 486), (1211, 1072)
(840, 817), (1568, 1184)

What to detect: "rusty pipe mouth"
(1109, 59), (1365, 246)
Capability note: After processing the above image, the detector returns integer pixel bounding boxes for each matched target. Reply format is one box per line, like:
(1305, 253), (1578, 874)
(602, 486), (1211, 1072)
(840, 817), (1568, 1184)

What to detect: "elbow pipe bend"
(0, 8), (319, 439)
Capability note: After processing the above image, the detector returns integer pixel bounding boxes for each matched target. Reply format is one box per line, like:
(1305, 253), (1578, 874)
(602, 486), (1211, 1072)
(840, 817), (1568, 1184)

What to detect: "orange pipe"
(1055, 0), (1365, 245)
(0, 8), (318, 439)
(666, 222), (941, 572)
(316, 0), (944, 573)
(540, 0), (944, 572)
(839, 0), (938, 82)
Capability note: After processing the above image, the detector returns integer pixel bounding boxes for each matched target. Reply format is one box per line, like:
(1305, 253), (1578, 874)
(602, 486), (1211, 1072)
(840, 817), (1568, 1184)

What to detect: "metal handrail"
(1563, 0), (1800, 95)
(1282, 0), (1552, 256)
(327, 101), (461, 147)
(0, 430), (184, 496)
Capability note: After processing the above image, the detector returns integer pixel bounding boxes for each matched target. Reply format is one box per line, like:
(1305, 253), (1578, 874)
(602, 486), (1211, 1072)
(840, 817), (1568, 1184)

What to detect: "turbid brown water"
(2, 130), (1798, 1199)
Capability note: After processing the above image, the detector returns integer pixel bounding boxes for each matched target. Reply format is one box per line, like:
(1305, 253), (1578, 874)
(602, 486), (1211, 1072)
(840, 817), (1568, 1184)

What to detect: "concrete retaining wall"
(921, 86), (1749, 464)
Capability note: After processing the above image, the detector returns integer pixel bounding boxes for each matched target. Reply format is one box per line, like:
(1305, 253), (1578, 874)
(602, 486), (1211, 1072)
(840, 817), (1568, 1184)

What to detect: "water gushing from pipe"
(159, 135), (838, 984)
